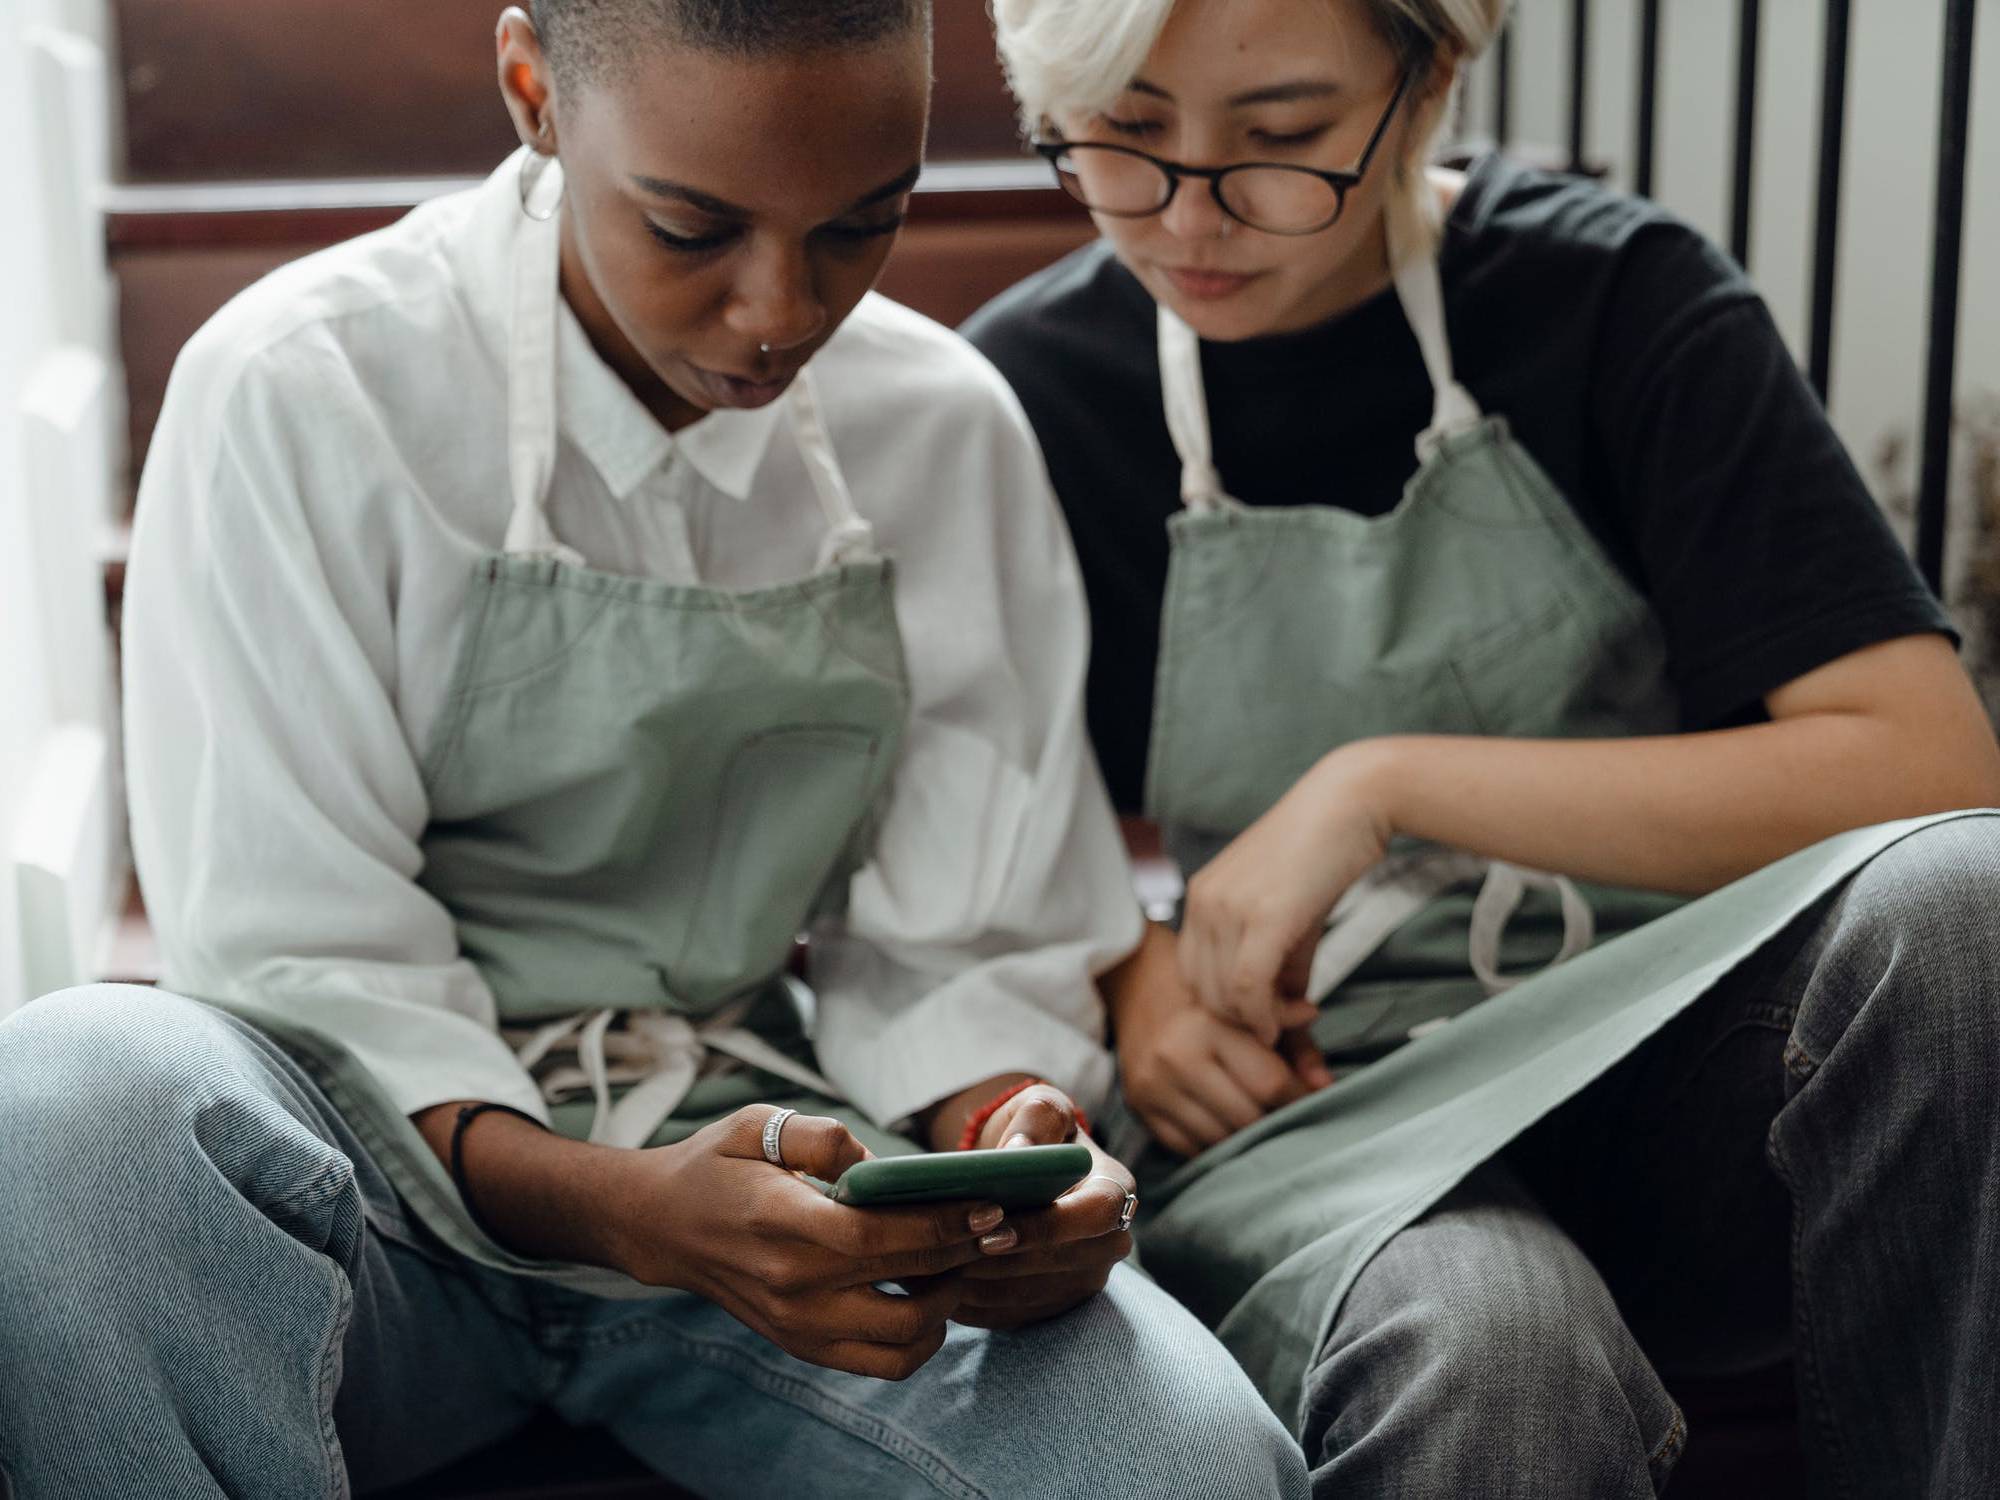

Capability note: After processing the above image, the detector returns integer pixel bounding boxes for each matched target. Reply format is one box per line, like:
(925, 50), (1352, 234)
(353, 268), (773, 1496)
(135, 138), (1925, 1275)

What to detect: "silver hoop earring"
(517, 123), (563, 222)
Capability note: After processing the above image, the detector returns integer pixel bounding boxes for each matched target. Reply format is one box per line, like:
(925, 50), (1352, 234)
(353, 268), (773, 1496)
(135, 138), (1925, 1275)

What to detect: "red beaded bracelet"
(956, 1077), (1091, 1152)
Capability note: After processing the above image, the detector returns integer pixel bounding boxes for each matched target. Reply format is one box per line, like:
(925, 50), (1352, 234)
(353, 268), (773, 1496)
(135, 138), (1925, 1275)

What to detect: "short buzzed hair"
(535, 0), (930, 86)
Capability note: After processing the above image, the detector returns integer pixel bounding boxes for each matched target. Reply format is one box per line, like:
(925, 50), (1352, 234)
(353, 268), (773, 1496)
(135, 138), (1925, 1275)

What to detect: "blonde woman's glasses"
(1033, 68), (1416, 237)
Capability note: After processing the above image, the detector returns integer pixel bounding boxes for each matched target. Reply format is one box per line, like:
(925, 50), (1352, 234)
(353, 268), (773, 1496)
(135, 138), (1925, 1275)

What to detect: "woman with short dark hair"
(0, 3), (1310, 1495)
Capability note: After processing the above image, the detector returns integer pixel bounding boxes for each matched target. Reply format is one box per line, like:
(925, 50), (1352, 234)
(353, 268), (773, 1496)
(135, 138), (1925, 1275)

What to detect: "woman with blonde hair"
(968, 0), (2000, 1493)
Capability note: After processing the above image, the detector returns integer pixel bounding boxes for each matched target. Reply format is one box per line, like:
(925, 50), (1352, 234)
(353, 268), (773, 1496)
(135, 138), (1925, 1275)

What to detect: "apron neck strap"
(503, 151), (874, 571)
(1385, 200), (1484, 462)
(504, 165), (579, 563)
(1157, 306), (1233, 515)
(785, 368), (878, 569)
(1152, 196), (1488, 515)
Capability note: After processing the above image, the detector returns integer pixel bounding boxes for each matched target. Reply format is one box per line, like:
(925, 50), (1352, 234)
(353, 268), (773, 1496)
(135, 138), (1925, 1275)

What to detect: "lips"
(687, 362), (796, 411)
(1161, 265), (1263, 301)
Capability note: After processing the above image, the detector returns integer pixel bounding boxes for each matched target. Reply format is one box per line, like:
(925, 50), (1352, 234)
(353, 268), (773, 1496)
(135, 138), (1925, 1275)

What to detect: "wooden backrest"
(114, 0), (1022, 181)
(106, 1), (1090, 491)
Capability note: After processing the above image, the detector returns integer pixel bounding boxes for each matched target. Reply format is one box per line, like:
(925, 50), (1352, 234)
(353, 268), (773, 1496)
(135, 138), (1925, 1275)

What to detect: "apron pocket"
(1446, 593), (1608, 738)
(675, 724), (885, 994)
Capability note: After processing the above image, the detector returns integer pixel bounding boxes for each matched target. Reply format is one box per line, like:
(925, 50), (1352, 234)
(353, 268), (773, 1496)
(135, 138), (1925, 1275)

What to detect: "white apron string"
(503, 164), (586, 566)
(787, 367), (880, 570)
(1307, 848), (1595, 1008)
(1157, 307), (1233, 514)
(503, 994), (842, 1151)
(1384, 204), (1483, 462)
(1466, 861), (1595, 993)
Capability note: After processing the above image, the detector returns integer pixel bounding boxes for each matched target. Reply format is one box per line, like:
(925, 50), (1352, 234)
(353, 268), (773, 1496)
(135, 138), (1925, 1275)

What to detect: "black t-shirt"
(962, 153), (1951, 813)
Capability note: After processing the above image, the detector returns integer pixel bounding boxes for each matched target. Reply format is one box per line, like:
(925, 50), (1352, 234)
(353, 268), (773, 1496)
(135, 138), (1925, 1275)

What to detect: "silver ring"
(761, 1107), (796, 1167)
(1090, 1173), (1139, 1230)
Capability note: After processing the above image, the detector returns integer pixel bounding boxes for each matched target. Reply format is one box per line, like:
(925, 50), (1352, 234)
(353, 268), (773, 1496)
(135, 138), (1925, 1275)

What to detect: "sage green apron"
(200, 161), (920, 1294)
(1129, 221), (1989, 1425)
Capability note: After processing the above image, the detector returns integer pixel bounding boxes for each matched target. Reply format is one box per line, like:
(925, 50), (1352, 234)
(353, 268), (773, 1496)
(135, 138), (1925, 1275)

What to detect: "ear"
(1393, 47), (1461, 181)
(496, 5), (558, 152)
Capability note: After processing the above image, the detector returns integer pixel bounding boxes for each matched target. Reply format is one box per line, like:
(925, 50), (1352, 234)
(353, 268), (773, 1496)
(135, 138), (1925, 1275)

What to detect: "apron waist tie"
(504, 990), (842, 1151)
(1307, 849), (1595, 1008)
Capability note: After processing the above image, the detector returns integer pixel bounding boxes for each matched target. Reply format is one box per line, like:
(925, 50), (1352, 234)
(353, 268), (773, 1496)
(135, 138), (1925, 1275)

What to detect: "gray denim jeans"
(1306, 816), (2000, 1499)
(0, 987), (1309, 1500)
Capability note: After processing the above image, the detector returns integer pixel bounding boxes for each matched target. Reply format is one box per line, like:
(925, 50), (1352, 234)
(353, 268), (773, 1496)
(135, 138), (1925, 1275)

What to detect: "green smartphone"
(824, 1144), (1094, 1209)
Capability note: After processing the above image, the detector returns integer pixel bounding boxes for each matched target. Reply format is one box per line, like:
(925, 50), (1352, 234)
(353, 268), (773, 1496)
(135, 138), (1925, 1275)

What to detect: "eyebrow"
(1128, 77), (1343, 108)
(628, 163), (924, 219)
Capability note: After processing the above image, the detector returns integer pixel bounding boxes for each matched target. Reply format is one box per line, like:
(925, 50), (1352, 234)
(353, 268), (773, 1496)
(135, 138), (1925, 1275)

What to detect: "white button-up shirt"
(123, 159), (1141, 1133)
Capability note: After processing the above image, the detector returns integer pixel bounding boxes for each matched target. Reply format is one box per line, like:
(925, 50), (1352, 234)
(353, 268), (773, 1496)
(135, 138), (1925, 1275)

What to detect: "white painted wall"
(1462, 0), (1998, 631)
(1, 0), (122, 1014)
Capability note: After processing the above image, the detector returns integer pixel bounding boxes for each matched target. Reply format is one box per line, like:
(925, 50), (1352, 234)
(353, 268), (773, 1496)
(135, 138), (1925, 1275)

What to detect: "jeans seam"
(1781, 1037), (1820, 1084)
(1646, 1403), (1687, 1479)
(1766, 1119), (1858, 1500)
(570, 1314), (988, 1500)
(261, 1158), (356, 1220)
(317, 1258), (356, 1500)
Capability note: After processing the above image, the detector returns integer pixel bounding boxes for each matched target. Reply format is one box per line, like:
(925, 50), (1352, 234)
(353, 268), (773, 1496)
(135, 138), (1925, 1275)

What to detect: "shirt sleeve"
(122, 328), (547, 1123)
(1588, 223), (1954, 727)
(804, 354), (1144, 1131)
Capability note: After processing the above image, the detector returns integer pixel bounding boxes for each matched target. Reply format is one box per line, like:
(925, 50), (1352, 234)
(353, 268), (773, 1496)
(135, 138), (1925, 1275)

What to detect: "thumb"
(730, 1107), (871, 1180)
(1277, 930), (1319, 999)
(1279, 1026), (1336, 1091)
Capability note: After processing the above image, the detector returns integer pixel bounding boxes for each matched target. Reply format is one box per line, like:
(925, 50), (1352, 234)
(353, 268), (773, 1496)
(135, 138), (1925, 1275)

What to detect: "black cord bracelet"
(449, 1101), (548, 1242)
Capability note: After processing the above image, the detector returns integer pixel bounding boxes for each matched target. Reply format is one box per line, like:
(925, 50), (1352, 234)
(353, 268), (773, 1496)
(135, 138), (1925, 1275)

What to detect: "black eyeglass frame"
(1032, 67), (1418, 237)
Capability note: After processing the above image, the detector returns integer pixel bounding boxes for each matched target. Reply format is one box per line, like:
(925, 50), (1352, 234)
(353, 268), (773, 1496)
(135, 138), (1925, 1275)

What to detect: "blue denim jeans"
(0, 987), (1309, 1499)
(1307, 816), (2000, 1499)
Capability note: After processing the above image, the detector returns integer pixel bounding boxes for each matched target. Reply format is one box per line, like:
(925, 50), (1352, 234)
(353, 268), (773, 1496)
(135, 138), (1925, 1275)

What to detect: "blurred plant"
(1873, 393), (2000, 726)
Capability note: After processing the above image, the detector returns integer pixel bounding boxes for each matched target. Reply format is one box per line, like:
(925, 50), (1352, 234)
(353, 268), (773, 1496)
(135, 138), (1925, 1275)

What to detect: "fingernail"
(979, 1226), (1018, 1254)
(1002, 1132), (1032, 1150)
(968, 1205), (1004, 1233)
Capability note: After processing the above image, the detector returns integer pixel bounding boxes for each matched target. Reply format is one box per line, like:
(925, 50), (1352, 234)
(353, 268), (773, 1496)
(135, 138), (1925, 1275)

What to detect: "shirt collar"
(552, 299), (785, 504)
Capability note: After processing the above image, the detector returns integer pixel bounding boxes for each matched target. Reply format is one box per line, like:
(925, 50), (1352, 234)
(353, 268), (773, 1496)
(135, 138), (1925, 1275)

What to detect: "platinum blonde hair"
(990, 0), (1508, 258)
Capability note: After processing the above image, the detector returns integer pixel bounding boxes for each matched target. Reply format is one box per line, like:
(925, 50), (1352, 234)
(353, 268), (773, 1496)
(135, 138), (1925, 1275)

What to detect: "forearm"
(412, 1102), (633, 1270)
(1101, 920), (1178, 1039)
(1359, 710), (2000, 896)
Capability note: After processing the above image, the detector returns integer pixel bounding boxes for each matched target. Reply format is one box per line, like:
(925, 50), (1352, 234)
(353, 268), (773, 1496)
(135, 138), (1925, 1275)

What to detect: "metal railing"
(1486, 0), (1982, 597)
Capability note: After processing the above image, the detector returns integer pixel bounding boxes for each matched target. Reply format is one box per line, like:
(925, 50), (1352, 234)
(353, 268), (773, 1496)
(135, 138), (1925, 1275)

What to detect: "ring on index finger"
(1089, 1172), (1139, 1231)
(762, 1107), (796, 1168)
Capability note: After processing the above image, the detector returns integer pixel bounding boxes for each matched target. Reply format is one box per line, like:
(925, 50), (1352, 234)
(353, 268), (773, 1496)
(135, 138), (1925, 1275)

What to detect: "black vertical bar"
(1494, 22), (1513, 147)
(1807, 0), (1852, 401)
(1730, 0), (1761, 266)
(1917, 0), (1978, 595)
(1635, 0), (1663, 196)
(1568, 0), (1590, 172)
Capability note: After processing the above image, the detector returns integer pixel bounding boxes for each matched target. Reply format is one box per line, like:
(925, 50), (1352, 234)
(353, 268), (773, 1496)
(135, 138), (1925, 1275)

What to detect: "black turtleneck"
(963, 153), (1949, 813)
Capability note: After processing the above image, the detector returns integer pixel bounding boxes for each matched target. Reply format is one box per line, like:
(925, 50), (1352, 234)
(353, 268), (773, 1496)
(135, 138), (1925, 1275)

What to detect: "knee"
(0, 985), (238, 1141)
(1814, 817), (2000, 1037)
(1836, 818), (2000, 955)
(0, 986), (344, 1248)
(1064, 1269), (1310, 1500)
(1309, 1212), (1676, 1482)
